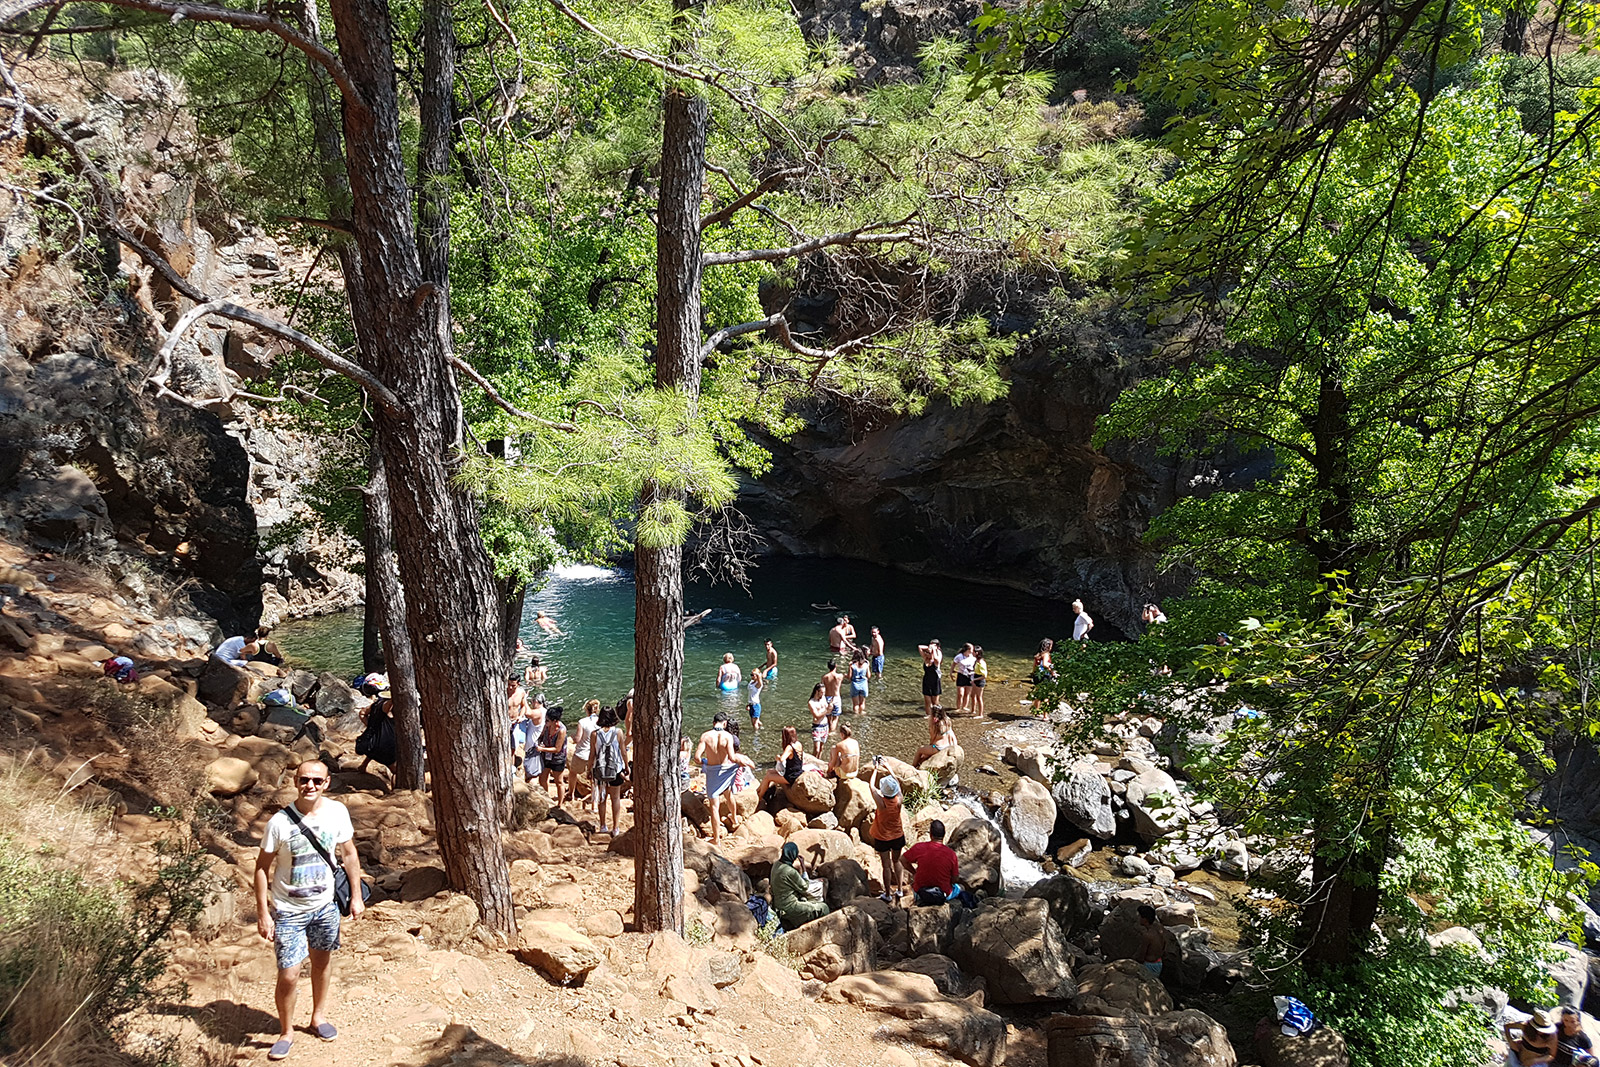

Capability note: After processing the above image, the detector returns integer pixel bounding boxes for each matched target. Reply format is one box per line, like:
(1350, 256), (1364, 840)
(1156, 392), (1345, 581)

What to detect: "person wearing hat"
(1506, 1009), (1560, 1067)
(770, 841), (829, 930)
(867, 762), (907, 902)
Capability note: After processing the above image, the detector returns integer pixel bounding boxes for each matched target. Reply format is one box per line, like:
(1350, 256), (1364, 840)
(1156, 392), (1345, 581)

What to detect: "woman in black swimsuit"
(756, 725), (808, 803)
(537, 706), (569, 805)
(919, 639), (943, 714)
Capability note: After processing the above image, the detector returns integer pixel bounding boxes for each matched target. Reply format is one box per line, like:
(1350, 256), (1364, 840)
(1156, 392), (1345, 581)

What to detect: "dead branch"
(699, 165), (806, 232)
(703, 221), (916, 266)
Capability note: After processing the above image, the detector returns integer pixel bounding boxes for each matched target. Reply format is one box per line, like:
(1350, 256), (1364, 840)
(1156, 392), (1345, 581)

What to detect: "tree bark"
(630, 86), (708, 935)
(360, 567), (384, 673)
(328, 0), (515, 933)
(1300, 823), (1387, 967)
(498, 577), (527, 667)
(366, 449), (426, 790)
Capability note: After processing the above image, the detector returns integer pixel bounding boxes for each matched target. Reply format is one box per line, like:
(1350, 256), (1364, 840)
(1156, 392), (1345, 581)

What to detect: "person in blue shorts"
(763, 639), (778, 679)
(869, 626), (885, 678)
(849, 649), (870, 714)
(717, 653), (741, 691)
(747, 667), (764, 730)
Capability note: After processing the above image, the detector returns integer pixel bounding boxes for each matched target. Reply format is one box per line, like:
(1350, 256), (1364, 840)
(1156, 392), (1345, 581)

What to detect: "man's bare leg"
(307, 948), (332, 1031)
(274, 966), (301, 1040)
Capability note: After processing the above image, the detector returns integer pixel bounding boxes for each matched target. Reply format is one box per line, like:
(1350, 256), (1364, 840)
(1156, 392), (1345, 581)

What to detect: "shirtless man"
(826, 722), (860, 780)
(762, 639), (778, 680)
(1136, 905), (1165, 976)
(840, 615), (857, 650)
(869, 626), (885, 678)
(821, 659), (844, 735)
(694, 712), (754, 845)
(828, 617), (851, 656)
(507, 677), (530, 774)
(534, 611), (564, 636)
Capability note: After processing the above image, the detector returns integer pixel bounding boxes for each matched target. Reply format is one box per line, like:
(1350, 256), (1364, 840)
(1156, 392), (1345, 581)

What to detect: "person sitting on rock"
(912, 707), (955, 768)
(1556, 1007), (1594, 1067)
(214, 634), (258, 669)
(903, 819), (972, 907)
(1137, 905), (1166, 977)
(755, 725), (807, 805)
(1508, 1010), (1560, 1067)
(251, 625), (285, 666)
(770, 841), (829, 930)
(825, 722), (859, 781)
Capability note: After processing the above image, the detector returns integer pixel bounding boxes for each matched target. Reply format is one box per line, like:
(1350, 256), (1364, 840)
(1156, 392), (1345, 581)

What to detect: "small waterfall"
(949, 793), (1047, 892)
(549, 562), (620, 581)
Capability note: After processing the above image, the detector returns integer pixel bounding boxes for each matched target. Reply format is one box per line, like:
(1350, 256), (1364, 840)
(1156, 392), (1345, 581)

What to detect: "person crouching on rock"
(254, 759), (363, 1061)
(903, 819), (973, 907)
(771, 841), (830, 930)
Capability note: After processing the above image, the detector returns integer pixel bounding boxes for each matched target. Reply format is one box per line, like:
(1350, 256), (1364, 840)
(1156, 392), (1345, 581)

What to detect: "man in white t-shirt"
(1072, 599), (1095, 642)
(214, 634), (258, 668)
(255, 760), (363, 1060)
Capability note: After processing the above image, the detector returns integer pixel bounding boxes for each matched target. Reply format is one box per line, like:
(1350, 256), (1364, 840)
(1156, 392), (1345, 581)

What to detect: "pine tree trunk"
(498, 578), (527, 667)
(360, 566), (384, 673)
(328, 0), (515, 934)
(630, 86), (708, 935)
(366, 449), (426, 791)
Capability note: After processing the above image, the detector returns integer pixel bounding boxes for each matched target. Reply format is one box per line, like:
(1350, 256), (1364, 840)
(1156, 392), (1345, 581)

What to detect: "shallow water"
(276, 556), (1079, 766)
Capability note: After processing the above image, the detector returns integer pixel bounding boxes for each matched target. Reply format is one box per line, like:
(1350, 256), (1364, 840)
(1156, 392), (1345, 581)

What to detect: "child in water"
(747, 667), (764, 730)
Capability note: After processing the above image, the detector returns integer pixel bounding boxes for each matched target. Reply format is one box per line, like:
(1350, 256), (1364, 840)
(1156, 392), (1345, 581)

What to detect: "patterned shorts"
(274, 900), (341, 971)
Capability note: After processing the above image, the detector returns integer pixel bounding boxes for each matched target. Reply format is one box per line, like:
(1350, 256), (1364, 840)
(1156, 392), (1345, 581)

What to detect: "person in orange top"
(867, 764), (906, 902)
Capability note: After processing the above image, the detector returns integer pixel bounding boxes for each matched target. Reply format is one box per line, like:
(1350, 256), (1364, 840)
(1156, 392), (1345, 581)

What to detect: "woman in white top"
(952, 643), (977, 713)
(572, 699), (600, 813)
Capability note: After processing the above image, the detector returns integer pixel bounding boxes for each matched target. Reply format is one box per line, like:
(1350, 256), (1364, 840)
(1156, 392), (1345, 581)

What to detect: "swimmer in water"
(534, 611), (563, 636)
(717, 653), (741, 691)
(763, 639), (778, 679)
(524, 654), (547, 689)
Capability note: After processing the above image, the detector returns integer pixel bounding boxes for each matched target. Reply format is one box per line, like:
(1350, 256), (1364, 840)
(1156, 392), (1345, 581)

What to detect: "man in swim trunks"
(841, 615), (857, 650)
(717, 653), (741, 691)
(763, 639), (778, 679)
(869, 626), (885, 678)
(694, 712), (754, 845)
(821, 659), (844, 733)
(1137, 905), (1165, 975)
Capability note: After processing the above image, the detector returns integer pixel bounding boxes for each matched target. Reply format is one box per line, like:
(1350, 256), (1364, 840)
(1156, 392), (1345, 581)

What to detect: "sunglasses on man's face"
(297, 776), (328, 786)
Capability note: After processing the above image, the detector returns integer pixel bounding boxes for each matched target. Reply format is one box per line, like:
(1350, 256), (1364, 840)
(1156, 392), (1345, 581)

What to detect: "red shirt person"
(903, 819), (966, 907)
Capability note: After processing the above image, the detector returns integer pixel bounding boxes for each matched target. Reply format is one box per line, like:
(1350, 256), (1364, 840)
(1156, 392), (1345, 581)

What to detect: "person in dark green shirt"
(771, 842), (829, 930)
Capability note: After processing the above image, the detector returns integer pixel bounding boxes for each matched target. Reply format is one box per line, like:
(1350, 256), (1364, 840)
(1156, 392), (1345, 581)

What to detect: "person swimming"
(717, 653), (741, 691)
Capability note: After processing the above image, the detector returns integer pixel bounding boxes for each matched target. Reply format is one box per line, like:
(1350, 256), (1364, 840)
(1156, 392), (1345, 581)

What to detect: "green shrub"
(0, 836), (213, 1062)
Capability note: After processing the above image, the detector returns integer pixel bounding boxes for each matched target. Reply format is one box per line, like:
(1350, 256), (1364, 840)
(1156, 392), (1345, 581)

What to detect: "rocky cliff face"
(0, 64), (359, 635)
(742, 319), (1269, 637)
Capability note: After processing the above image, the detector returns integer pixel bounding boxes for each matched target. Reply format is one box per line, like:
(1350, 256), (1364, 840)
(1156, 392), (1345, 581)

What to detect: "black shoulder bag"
(282, 804), (371, 917)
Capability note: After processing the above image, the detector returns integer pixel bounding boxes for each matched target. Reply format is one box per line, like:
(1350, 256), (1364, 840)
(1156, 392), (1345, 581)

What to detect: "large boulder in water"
(1123, 766), (1190, 839)
(785, 771), (836, 815)
(948, 816), (1002, 898)
(950, 897), (1076, 1004)
(1052, 763), (1115, 838)
(1007, 776), (1056, 860)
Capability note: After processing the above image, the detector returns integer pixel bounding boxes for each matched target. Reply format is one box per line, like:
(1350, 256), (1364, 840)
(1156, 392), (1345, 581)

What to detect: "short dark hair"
(713, 710), (729, 725)
(827, 658), (837, 670)
(1138, 904), (1158, 923)
(929, 820), (946, 841)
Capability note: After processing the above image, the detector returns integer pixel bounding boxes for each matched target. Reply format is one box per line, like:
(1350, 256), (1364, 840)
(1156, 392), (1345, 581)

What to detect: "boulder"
(1052, 764), (1116, 838)
(824, 971), (1006, 1067)
(1077, 959), (1175, 1015)
(786, 771), (836, 815)
(1124, 767), (1189, 839)
(1547, 942), (1590, 1008)
(775, 809), (808, 836)
(514, 921), (602, 984)
(1023, 873), (1095, 936)
(1256, 1018), (1349, 1067)
(737, 952), (803, 1001)
(817, 857), (870, 909)
(133, 674), (211, 740)
(876, 755), (924, 791)
(949, 897), (1076, 1004)
(948, 817), (1003, 898)
(313, 671), (359, 723)
(400, 865), (449, 901)
(906, 902), (960, 956)
(1046, 1010), (1236, 1067)
(420, 894), (480, 946)
(198, 656), (254, 707)
(783, 905), (878, 977)
(833, 777), (874, 831)
(808, 811), (840, 830)
(204, 756), (257, 796)
(683, 837), (753, 901)
(286, 669), (320, 701)
(894, 953), (980, 997)
(920, 744), (964, 782)
(1008, 776), (1057, 860)
(1214, 838), (1250, 879)
(662, 974), (721, 1012)
(786, 828), (855, 869)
